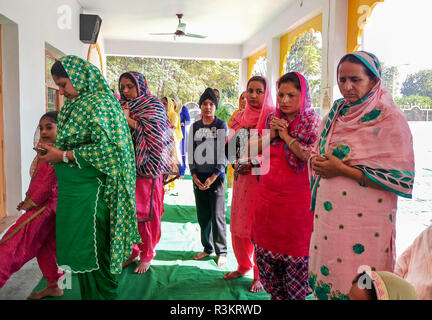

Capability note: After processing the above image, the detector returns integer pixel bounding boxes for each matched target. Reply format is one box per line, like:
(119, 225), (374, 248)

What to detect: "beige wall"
(0, 0), (86, 217)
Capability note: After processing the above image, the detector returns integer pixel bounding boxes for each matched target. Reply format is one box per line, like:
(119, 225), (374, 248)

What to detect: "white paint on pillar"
(1, 22), (22, 215)
(0, 0), (86, 216)
(266, 37), (280, 103)
(320, 0), (348, 115)
(239, 57), (248, 93)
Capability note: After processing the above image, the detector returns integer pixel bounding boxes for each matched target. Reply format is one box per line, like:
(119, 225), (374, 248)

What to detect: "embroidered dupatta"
(265, 72), (321, 173)
(119, 71), (175, 178)
(55, 56), (140, 274)
(310, 51), (415, 211)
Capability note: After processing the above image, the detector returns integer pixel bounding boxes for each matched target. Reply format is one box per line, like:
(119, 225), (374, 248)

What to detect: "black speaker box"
(80, 14), (102, 44)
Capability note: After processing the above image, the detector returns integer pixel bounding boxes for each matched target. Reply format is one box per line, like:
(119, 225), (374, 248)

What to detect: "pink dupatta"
(227, 76), (275, 238)
(310, 51), (415, 210)
(265, 72), (321, 173)
(229, 76), (275, 138)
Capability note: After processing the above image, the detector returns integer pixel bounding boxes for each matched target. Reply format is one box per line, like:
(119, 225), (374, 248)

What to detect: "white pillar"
(266, 37), (280, 102)
(239, 57), (248, 93)
(320, 0), (348, 115)
(1, 23), (23, 216)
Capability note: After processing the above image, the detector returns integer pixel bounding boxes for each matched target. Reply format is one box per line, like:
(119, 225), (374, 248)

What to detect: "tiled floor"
(0, 258), (42, 300)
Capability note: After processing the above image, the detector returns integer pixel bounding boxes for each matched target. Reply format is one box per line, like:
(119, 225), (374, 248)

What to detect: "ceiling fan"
(149, 14), (207, 39)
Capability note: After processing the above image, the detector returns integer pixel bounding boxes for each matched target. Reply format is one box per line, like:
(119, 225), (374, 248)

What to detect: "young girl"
(0, 111), (63, 299)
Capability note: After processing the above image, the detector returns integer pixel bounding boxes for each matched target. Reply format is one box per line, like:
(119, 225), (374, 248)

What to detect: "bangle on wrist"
(62, 151), (70, 163)
(28, 199), (38, 208)
(288, 138), (297, 149)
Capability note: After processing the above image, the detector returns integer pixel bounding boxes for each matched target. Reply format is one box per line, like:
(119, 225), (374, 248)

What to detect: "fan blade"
(185, 33), (207, 38)
(149, 33), (176, 35)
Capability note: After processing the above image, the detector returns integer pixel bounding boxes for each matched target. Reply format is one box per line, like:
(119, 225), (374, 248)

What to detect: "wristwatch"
(62, 151), (69, 163)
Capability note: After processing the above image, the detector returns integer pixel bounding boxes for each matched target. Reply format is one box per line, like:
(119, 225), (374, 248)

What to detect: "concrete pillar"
(266, 37), (280, 102)
(1, 22), (22, 216)
(320, 0), (348, 115)
(239, 57), (248, 93)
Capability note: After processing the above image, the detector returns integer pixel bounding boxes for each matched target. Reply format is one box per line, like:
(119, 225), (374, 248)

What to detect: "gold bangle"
(28, 198), (38, 208)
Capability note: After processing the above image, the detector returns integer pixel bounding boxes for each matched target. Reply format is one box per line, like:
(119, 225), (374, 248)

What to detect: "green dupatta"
(214, 91), (233, 123)
(54, 55), (140, 274)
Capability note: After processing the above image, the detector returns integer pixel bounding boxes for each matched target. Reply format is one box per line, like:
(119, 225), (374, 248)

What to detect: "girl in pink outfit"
(251, 72), (321, 300)
(0, 111), (63, 299)
(224, 76), (275, 293)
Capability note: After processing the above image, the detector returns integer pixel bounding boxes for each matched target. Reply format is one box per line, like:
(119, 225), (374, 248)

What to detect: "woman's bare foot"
(249, 279), (264, 293)
(134, 261), (151, 274)
(193, 252), (210, 260)
(217, 255), (227, 267)
(28, 287), (63, 299)
(223, 271), (246, 280)
(123, 256), (139, 268)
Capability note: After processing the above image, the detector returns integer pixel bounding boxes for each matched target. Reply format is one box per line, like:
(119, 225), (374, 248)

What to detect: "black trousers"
(193, 177), (227, 256)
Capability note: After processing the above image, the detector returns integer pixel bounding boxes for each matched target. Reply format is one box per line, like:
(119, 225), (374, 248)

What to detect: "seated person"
(349, 271), (419, 300)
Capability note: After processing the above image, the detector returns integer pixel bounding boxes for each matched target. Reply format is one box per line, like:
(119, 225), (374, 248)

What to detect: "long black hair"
(40, 111), (58, 123)
(50, 60), (69, 79)
(278, 72), (301, 90)
(247, 76), (267, 90)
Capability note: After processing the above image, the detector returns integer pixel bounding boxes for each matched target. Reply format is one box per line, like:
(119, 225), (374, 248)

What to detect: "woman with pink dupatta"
(0, 111), (63, 299)
(226, 91), (247, 190)
(250, 72), (321, 300)
(223, 76), (275, 293)
(309, 51), (415, 300)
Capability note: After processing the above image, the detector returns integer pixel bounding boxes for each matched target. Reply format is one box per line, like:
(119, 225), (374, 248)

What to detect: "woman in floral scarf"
(118, 72), (174, 274)
(251, 72), (321, 300)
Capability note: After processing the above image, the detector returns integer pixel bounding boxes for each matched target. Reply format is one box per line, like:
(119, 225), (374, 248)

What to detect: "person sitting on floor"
(348, 270), (419, 300)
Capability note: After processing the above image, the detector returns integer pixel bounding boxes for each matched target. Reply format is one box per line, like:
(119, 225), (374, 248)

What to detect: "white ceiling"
(78, 0), (296, 44)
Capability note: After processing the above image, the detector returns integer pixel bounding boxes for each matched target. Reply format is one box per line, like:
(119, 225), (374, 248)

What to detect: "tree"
(381, 64), (399, 95)
(285, 32), (322, 108)
(286, 33), (321, 78)
(401, 69), (432, 98)
(106, 56), (240, 106)
(395, 95), (432, 109)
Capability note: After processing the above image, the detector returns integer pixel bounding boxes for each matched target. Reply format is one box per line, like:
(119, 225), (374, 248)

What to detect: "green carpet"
(31, 176), (270, 300)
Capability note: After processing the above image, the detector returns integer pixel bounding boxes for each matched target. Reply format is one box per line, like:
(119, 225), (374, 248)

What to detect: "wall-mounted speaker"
(80, 14), (102, 44)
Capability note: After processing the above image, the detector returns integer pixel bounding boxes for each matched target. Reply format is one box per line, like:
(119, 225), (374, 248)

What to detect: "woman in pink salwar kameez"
(251, 72), (321, 300)
(223, 76), (275, 293)
(0, 111), (63, 299)
(118, 71), (174, 274)
(309, 51), (415, 300)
